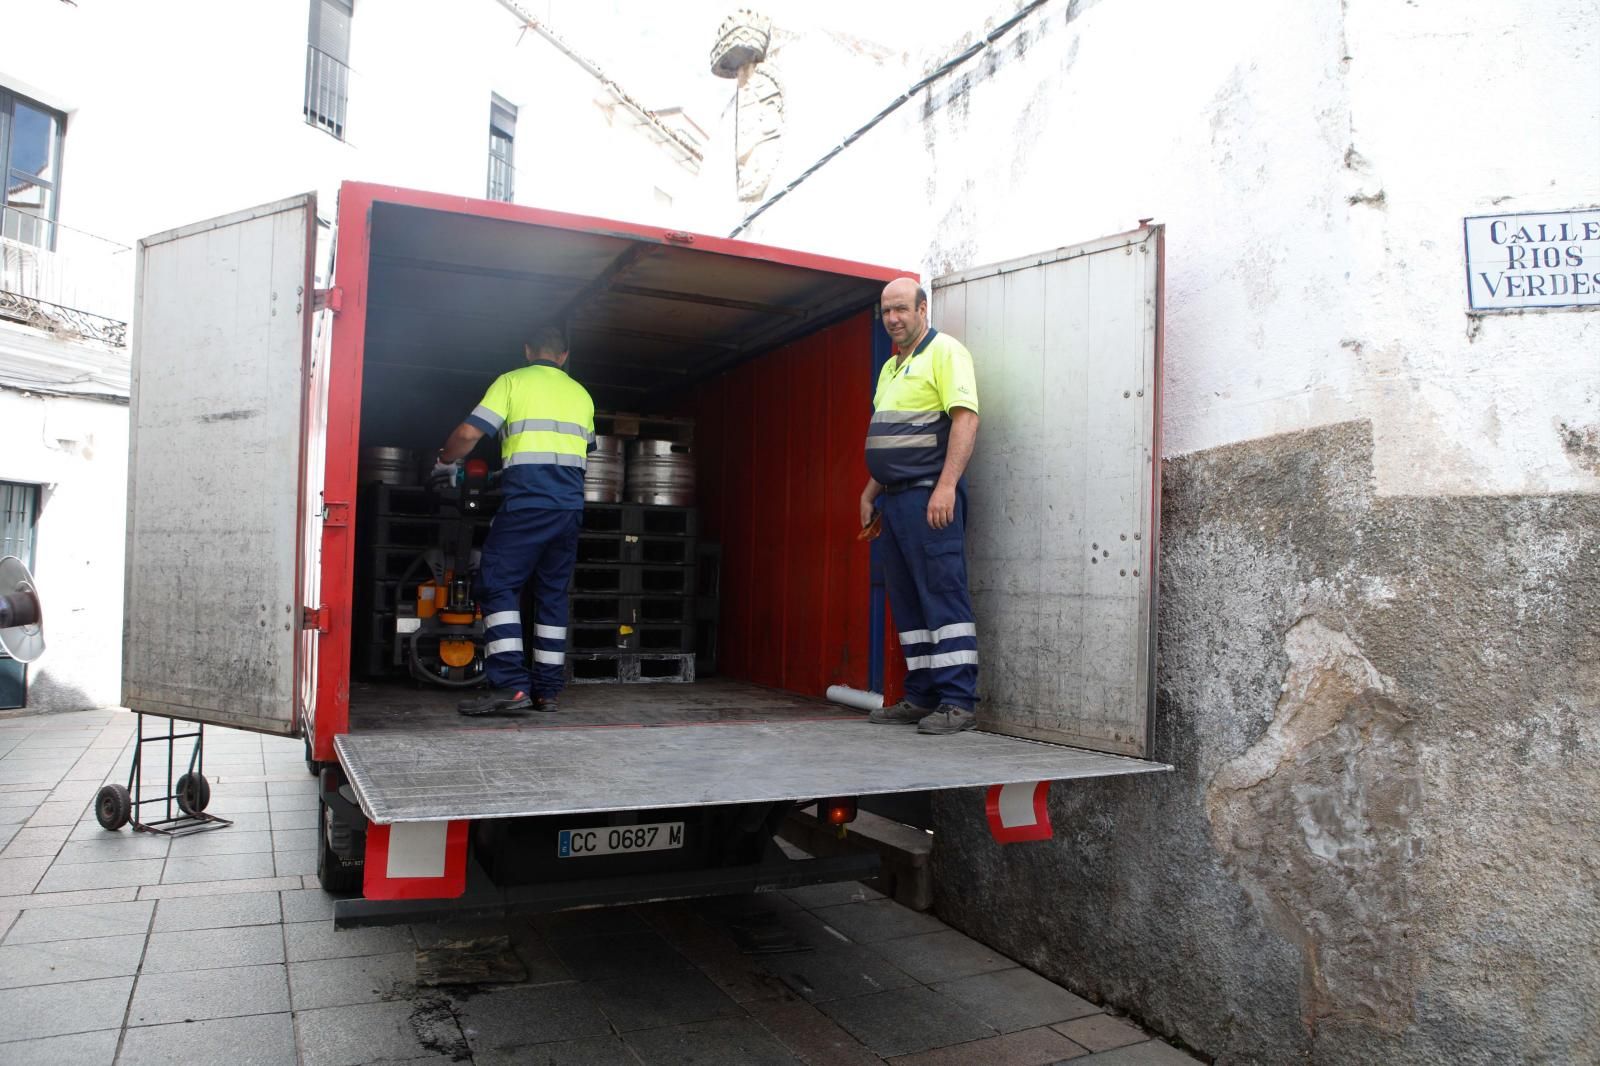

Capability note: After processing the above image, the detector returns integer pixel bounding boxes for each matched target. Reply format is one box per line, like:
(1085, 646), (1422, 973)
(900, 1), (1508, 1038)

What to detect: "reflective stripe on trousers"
(877, 480), (978, 710)
(475, 508), (582, 696)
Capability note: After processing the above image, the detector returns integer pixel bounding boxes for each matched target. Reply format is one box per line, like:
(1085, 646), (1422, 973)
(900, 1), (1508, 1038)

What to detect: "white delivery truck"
(120, 184), (1167, 926)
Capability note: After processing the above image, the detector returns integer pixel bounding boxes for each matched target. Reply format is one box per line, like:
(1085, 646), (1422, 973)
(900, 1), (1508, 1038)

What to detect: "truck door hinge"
(302, 606), (330, 633)
(314, 286), (344, 313)
(322, 500), (351, 528)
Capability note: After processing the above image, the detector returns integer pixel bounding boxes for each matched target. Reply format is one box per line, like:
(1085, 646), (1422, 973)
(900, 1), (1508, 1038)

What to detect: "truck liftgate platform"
(334, 719), (1165, 826)
(329, 697), (1168, 927)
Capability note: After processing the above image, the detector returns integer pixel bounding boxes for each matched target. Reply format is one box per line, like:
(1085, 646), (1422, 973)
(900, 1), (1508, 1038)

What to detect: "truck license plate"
(558, 821), (684, 858)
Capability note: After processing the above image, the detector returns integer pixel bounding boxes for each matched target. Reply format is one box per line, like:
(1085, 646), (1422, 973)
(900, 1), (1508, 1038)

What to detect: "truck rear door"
(936, 226), (1164, 758)
(122, 194), (321, 736)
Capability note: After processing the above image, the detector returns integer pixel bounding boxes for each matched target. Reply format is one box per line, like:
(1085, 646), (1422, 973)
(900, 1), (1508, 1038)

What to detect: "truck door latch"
(302, 606), (330, 633)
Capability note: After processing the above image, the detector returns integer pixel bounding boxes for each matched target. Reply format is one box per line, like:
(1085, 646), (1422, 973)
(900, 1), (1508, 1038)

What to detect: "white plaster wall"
(0, 0), (701, 259)
(0, 383), (128, 712)
(716, 0), (1600, 498)
(1341, 0), (1600, 495)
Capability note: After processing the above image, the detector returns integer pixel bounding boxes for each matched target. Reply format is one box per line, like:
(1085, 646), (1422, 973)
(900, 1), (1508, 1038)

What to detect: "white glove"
(429, 459), (459, 488)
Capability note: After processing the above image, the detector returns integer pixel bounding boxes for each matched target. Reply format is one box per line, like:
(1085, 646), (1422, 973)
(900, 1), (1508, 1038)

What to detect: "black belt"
(882, 477), (937, 495)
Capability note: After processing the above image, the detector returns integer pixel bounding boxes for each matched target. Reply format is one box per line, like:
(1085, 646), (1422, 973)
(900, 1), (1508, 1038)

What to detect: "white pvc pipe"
(826, 686), (884, 713)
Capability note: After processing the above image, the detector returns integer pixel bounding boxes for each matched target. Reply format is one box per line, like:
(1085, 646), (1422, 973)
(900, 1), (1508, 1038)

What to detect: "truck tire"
(317, 798), (363, 895)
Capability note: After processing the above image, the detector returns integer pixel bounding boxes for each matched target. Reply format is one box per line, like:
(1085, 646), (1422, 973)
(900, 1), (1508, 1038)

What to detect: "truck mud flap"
(332, 850), (880, 928)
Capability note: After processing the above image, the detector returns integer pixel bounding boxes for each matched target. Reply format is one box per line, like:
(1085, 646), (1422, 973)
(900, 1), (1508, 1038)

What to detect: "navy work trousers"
(878, 482), (979, 710)
(475, 508), (582, 697)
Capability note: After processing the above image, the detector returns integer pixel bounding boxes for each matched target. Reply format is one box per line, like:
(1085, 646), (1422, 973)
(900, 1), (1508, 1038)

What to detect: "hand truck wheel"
(95, 783), (132, 831)
(175, 772), (211, 816)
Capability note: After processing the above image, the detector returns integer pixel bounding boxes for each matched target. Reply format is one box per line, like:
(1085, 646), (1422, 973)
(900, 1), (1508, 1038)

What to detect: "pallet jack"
(396, 458), (499, 688)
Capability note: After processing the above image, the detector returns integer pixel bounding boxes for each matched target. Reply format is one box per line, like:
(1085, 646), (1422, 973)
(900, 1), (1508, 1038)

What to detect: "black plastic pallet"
(565, 652), (696, 685)
(639, 566), (695, 596)
(577, 534), (628, 564)
(570, 623), (636, 653)
(636, 623), (695, 653)
(637, 653), (696, 683)
(635, 536), (695, 566)
(639, 596), (691, 624)
(570, 565), (697, 596)
(581, 503), (698, 539)
(569, 594), (638, 625)
(361, 482), (437, 518)
(367, 514), (493, 551)
(363, 482), (506, 520)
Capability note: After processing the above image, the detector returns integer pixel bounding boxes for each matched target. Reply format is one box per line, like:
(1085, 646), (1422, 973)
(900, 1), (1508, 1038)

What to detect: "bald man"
(859, 278), (981, 735)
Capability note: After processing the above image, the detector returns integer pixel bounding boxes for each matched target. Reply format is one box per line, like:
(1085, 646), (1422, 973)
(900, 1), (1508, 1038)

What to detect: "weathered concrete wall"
(0, 384), (129, 713)
(934, 420), (1600, 1062)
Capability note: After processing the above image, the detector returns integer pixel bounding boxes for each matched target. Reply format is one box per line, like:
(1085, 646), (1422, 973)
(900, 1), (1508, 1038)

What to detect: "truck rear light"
(822, 797), (857, 826)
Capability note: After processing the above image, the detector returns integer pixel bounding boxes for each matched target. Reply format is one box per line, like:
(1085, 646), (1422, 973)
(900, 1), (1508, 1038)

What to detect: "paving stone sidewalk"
(0, 707), (1202, 1065)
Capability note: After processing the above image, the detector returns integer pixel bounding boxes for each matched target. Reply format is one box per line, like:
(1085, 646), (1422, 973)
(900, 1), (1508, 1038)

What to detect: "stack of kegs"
(358, 446), (417, 486)
(583, 435), (625, 503)
(627, 439), (695, 506)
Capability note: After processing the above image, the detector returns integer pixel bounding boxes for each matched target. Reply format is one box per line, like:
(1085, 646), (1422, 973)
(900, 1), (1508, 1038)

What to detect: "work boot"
(916, 704), (976, 735)
(868, 699), (935, 725)
(534, 695), (559, 713)
(457, 688), (532, 716)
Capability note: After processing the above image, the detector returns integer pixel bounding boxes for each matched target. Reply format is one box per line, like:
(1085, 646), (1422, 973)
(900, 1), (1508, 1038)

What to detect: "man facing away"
(859, 277), (982, 735)
(434, 326), (595, 716)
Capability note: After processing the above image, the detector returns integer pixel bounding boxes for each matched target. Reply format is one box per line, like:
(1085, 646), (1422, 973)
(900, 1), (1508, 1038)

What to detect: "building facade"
(0, 0), (704, 711)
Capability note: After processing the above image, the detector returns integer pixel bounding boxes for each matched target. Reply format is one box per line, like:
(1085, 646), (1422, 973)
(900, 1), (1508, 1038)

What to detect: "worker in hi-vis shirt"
(859, 277), (982, 735)
(433, 326), (595, 716)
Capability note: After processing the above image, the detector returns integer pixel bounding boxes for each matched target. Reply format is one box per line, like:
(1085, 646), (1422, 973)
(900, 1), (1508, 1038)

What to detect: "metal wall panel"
(934, 228), (1162, 757)
(122, 194), (317, 735)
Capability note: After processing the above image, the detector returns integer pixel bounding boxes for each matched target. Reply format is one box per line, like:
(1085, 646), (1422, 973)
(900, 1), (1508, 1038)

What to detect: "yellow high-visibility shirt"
(865, 328), (978, 484)
(466, 360), (596, 510)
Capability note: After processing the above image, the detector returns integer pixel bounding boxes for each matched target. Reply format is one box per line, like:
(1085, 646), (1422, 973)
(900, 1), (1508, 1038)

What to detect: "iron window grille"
(488, 95), (517, 202)
(304, 0), (353, 140)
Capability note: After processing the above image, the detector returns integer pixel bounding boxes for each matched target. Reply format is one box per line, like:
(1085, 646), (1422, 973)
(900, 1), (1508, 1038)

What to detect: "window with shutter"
(304, 0), (354, 139)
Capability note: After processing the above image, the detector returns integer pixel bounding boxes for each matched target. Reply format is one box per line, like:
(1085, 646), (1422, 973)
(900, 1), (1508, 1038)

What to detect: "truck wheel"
(317, 800), (363, 895)
(95, 783), (132, 831)
(175, 773), (211, 815)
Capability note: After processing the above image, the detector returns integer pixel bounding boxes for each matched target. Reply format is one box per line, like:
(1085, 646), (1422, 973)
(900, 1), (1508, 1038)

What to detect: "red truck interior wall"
(691, 312), (878, 698)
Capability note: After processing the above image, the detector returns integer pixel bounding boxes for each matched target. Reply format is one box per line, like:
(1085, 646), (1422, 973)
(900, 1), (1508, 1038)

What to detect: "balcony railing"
(488, 153), (515, 202)
(0, 209), (132, 347)
(305, 44), (350, 140)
